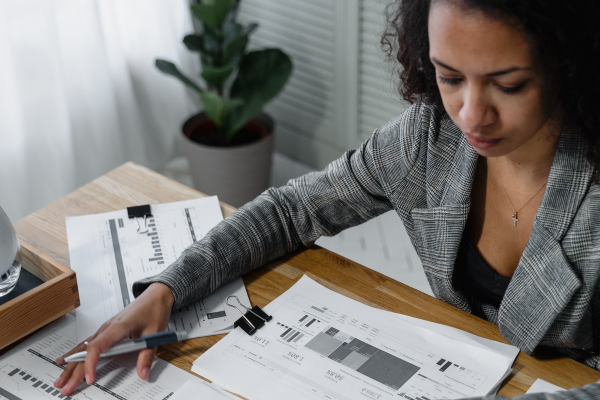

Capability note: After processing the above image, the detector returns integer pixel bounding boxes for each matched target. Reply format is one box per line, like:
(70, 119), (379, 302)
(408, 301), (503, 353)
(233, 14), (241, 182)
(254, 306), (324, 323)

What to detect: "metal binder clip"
(127, 205), (152, 234)
(226, 296), (272, 335)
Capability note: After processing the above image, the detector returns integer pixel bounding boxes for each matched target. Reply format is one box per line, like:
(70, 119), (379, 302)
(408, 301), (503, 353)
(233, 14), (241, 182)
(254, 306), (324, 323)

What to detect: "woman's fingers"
(59, 363), (86, 395)
(54, 361), (78, 388)
(55, 338), (92, 365)
(136, 347), (158, 381)
(83, 322), (131, 384)
(54, 339), (90, 387)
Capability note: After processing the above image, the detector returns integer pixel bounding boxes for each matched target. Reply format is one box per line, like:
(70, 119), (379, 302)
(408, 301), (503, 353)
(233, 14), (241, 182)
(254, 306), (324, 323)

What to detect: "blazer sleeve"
(132, 102), (431, 309)
(467, 381), (600, 400)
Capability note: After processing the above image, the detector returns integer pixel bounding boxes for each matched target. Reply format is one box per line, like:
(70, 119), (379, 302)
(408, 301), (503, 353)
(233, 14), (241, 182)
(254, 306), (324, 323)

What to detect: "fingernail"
(55, 376), (64, 386)
(142, 367), (150, 380)
(85, 374), (91, 385)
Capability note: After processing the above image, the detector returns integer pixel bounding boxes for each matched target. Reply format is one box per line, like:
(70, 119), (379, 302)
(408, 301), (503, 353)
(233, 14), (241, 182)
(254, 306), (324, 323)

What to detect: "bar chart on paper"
(1, 364), (74, 400)
(66, 197), (251, 342)
(0, 332), (176, 400)
(0, 315), (212, 400)
(193, 276), (511, 400)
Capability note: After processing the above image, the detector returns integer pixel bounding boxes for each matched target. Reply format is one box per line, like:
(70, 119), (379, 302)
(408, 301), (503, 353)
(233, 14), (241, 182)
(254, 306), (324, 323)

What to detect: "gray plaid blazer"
(134, 101), (600, 396)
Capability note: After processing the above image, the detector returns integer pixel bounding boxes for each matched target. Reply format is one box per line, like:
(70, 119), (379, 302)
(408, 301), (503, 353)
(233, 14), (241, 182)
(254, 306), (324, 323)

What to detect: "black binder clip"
(127, 205), (152, 234)
(226, 296), (272, 335)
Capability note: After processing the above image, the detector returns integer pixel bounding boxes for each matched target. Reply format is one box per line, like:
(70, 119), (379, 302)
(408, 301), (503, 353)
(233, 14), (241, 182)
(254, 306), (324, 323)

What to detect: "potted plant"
(156, 0), (293, 207)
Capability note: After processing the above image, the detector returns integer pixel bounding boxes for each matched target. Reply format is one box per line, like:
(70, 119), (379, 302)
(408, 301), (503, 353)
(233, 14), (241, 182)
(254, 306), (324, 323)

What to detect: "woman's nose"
(458, 87), (495, 131)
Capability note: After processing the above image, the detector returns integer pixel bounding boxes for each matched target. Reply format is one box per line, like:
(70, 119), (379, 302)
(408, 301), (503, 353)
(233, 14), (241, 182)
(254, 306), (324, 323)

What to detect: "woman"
(55, 0), (600, 397)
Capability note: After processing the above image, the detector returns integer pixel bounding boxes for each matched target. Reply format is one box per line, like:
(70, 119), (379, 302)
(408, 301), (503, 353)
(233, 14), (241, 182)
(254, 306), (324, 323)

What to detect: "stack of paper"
(192, 276), (519, 400)
(66, 197), (250, 342)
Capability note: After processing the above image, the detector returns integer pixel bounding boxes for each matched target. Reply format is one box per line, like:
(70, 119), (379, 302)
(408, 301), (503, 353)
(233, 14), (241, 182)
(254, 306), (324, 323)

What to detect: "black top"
(453, 229), (512, 309)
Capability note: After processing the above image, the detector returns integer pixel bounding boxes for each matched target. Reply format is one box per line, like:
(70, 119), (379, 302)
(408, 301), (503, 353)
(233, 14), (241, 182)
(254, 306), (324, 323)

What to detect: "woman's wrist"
(147, 282), (175, 309)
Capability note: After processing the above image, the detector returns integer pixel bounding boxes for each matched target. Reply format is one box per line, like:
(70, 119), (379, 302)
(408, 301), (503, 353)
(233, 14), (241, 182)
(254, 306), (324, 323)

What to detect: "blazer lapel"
(411, 126), (479, 311)
(498, 120), (593, 354)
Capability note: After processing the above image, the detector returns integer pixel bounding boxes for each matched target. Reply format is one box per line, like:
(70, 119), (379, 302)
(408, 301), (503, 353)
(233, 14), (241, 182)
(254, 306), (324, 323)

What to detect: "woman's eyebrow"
(430, 57), (531, 76)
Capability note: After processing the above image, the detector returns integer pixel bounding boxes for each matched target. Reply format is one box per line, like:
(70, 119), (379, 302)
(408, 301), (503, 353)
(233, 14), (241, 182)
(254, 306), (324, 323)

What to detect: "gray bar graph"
(281, 328), (292, 338)
(0, 387), (23, 400)
(109, 219), (130, 307)
(288, 331), (300, 342)
(306, 326), (420, 390)
(283, 329), (297, 340)
(440, 361), (452, 372)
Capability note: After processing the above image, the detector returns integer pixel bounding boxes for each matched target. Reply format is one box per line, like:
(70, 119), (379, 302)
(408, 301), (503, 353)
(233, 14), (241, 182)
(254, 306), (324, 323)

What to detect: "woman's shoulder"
(375, 101), (445, 140)
(361, 101), (465, 197)
(372, 100), (461, 152)
(368, 101), (463, 174)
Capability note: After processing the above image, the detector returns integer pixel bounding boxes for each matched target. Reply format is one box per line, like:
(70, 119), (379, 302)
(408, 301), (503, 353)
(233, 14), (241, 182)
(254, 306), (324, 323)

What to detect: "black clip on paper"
(127, 205), (152, 234)
(226, 296), (272, 335)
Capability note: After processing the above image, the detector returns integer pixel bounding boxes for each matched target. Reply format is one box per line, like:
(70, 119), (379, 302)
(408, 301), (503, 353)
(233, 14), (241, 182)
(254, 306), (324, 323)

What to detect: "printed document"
(383, 312), (519, 361)
(170, 380), (239, 400)
(66, 197), (250, 341)
(526, 379), (565, 394)
(0, 314), (205, 400)
(192, 276), (515, 400)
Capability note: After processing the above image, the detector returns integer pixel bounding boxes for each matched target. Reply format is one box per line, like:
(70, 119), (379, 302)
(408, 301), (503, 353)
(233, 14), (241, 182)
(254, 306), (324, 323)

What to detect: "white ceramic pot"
(182, 113), (274, 208)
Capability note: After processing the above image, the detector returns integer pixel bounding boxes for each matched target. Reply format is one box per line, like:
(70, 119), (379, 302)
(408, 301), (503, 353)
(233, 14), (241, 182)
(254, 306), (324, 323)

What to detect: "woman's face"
(428, 1), (558, 158)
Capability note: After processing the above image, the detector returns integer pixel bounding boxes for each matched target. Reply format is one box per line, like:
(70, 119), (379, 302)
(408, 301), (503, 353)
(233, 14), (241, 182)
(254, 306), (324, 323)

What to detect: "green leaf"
(226, 49), (293, 136)
(183, 34), (218, 68)
(202, 28), (220, 55)
(192, 0), (235, 31)
(201, 64), (235, 89)
(155, 59), (203, 93)
(183, 34), (203, 51)
(200, 91), (243, 128)
(223, 23), (258, 65)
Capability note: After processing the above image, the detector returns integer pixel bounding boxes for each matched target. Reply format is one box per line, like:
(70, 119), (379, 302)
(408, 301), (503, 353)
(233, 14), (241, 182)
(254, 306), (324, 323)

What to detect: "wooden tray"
(0, 236), (79, 350)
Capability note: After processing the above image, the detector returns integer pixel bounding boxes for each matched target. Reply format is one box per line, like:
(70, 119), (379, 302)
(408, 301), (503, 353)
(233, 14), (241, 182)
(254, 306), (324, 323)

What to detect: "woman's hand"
(53, 282), (175, 396)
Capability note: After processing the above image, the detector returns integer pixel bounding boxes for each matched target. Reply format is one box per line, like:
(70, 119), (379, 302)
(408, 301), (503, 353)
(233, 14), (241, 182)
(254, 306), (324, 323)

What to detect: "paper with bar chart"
(192, 276), (514, 400)
(0, 314), (204, 400)
(66, 196), (250, 341)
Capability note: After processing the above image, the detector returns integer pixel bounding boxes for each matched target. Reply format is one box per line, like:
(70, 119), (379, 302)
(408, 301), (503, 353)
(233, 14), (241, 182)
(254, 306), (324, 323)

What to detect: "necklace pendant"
(512, 212), (518, 227)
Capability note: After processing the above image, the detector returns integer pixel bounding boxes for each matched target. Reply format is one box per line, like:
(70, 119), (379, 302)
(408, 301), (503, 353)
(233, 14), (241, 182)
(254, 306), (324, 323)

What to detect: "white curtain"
(0, 0), (200, 221)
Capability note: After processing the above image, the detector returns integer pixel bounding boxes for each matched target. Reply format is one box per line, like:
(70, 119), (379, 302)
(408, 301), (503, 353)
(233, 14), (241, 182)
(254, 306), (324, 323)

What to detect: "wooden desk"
(8, 162), (600, 397)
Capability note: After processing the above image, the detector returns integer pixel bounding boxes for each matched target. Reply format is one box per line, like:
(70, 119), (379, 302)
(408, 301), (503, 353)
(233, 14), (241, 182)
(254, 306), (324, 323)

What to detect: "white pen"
(64, 331), (188, 363)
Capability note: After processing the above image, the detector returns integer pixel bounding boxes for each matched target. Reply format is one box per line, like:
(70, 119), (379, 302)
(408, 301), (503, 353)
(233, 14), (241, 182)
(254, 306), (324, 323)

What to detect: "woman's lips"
(463, 132), (502, 150)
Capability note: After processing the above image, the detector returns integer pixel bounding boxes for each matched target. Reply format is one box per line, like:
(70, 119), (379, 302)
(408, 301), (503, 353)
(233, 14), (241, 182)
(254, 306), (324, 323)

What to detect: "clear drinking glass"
(0, 205), (21, 297)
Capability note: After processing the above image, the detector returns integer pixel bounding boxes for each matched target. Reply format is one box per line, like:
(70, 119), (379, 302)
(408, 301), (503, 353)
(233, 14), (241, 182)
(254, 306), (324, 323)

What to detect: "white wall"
(238, 0), (410, 169)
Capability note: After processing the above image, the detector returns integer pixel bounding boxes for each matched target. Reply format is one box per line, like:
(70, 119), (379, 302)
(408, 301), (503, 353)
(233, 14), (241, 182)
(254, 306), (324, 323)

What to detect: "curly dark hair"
(382, 0), (600, 177)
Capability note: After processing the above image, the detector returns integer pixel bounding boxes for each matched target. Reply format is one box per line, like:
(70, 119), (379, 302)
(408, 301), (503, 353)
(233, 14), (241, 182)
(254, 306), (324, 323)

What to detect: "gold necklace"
(495, 159), (547, 227)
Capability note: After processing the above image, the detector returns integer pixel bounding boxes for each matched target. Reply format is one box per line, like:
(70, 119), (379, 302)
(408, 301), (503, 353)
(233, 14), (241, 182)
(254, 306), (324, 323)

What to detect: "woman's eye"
(438, 76), (462, 86)
(496, 83), (525, 94)
(438, 75), (526, 95)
